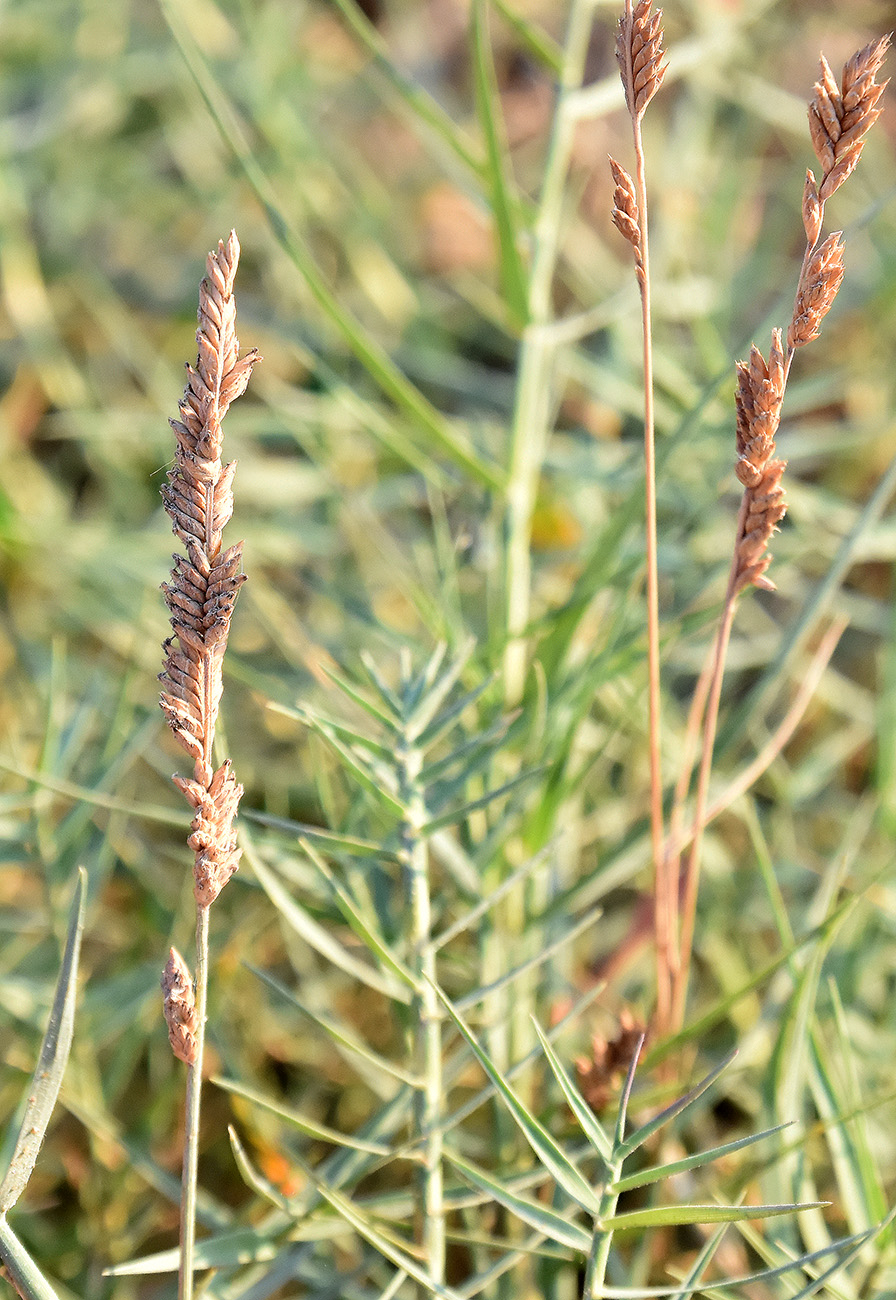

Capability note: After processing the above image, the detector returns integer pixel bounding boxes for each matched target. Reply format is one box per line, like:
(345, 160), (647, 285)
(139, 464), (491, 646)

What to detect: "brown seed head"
(162, 948), (198, 1066)
(787, 231), (845, 351)
(808, 35), (890, 202)
(801, 170), (823, 248)
(733, 331), (788, 593)
(608, 155), (644, 283)
(160, 232), (259, 905)
(616, 1), (667, 119)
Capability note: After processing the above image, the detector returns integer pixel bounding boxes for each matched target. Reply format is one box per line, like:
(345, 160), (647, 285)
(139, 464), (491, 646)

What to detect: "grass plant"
(1, 2), (896, 1298)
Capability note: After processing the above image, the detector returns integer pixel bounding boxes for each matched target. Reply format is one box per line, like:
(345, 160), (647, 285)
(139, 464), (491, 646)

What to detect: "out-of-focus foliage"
(2, 0), (896, 1293)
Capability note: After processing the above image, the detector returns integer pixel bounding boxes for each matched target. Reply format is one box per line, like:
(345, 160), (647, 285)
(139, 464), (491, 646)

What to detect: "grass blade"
(471, 0), (529, 328)
(0, 1216), (61, 1300)
(0, 868), (85, 1213)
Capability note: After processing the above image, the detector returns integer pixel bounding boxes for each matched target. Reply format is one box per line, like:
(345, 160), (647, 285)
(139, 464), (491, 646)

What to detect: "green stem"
(502, 0), (597, 708)
(399, 732), (444, 1288)
(584, 1160), (622, 1298)
(179, 903), (209, 1300)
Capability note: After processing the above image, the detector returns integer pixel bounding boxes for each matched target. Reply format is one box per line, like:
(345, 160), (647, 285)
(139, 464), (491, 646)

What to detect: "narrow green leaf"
(404, 639), (477, 740)
(612, 1123), (792, 1194)
(668, 1223), (728, 1300)
(326, 0), (484, 176)
(448, 1150), (591, 1253)
(288, 1149), (467, 1300)
(293, 707), (400, 774)
(359, 651), (405, 714)
(320, 666), (401, 732)
(247, 964), (419, 1089)
(215, 1079), (390, 1155)
(104, 1228), (299, 1275)
(576, 1219), (885, 1296)
(531, 1020), (613, 1164)
(244, 808), (389, 859)
(301, 719), (407, 820)
(432, 980), (602, 1214)
(420, 713), (513, 785)
(824, 984), (888, 1225)
(421, 766), (541, 834)
(300, 839), (420, 994)
(227, 1127), (291, 1212)
(471, 0), (530, 327)
(0, 868), (85, 1213)
(413, 674), (493, 751)
(602, 1201), (827, 1232)
(492, 0), (563, 74)
(618, 1051), (737, 1160)
(457, 905), (602, 1012)
(0, 1216), (60, 1300)
(240, 833), (411, 1004)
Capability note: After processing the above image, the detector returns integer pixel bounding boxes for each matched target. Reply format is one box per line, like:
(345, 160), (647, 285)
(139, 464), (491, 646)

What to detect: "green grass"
(2, 0), (896, 1296)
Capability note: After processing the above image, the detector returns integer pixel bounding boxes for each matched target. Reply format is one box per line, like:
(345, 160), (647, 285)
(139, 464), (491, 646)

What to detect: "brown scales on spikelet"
(609, 156), (645, 284)
(732, 37), (887, 596)
(788, 231), (845, 350)
(808, 34), (890, 202)
(733, 331), (787, 594)
(616, 1), (667, 119)
(162, 948), (199, 1066)
(159, 231), (259, 909)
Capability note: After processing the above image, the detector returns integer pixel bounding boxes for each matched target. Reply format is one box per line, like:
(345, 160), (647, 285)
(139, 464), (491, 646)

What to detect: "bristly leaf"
(0, 868), (85, 1214)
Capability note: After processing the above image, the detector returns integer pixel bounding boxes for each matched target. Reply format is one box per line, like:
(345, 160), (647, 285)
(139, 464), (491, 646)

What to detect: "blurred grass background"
(2, 0), (896, 1293)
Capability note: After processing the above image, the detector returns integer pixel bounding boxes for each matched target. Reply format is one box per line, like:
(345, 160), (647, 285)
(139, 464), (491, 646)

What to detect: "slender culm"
(611, 0), (671, 1035)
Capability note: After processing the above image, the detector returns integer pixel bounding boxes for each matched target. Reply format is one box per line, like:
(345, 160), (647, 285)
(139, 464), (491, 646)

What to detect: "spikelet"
(808, 35), (890, 202)
(159, 231), (259, 909)
(616, 1), (667, 119)
(609, 156), (645, 284)
(733, 331), (787, 594)
(162, 948), (199, 1066)
(787, 231), (845, 350)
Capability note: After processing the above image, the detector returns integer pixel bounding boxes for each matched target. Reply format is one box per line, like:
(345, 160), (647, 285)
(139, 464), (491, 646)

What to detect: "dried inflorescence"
(159, 231), (259, 910)
(732, 37), (887, 596)
(616, 0), (667, 120)
(787, 231), (845, 350)
(733, 331), (787, 594)
(808, 34), (890, 202)
(609, 156), (644, 283)
(162, 948), (199, 1066)
(575, 1009), (646, 1114)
